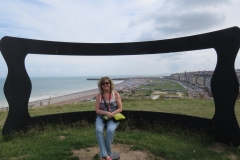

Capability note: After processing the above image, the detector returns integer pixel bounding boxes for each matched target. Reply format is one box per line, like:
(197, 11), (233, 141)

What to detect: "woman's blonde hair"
(98, 76), (115, 94)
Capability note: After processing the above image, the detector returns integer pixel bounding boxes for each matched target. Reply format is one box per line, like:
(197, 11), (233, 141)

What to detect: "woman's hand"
(106, 112), (114, 119)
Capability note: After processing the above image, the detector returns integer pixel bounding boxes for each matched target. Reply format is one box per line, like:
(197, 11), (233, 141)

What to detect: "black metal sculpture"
(0, 26), (240, 145)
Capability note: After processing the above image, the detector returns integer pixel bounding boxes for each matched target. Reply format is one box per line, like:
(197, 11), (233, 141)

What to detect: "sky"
(0, 0), (240, 78)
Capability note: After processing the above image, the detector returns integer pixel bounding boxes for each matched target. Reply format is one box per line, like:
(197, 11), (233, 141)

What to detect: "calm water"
(0, 76), (125, 107)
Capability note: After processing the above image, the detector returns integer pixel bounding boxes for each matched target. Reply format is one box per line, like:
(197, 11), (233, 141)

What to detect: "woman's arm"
(112, 91), (123, 115)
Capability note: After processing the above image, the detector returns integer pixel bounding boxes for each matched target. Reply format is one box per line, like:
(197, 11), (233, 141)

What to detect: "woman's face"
(101, 79), (110, 91)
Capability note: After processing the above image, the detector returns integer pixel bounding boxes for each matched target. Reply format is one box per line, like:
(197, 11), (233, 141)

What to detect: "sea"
(0, 76), (128, 108)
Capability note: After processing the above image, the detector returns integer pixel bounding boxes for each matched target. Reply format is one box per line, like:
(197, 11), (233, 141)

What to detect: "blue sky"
(0, 0), (240, 78)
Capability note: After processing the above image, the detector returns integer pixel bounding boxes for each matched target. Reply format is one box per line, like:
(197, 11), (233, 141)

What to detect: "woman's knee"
(96, 126), (104, 133)
(106, 126), (116, 134)
(107, 122), (119, 131)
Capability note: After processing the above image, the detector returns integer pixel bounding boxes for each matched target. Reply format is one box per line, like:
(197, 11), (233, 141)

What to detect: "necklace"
(102, 92), (111, 112)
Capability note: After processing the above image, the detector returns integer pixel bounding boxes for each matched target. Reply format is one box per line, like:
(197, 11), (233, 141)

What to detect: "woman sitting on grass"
(95, 77), (123, 160)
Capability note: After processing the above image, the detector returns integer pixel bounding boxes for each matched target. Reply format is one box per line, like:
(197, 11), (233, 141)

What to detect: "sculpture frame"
(1, 26), (240, 145)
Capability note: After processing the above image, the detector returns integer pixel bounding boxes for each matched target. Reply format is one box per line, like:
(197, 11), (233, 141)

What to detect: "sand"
(28, 78), (146, 107)
(72, 143), (158, 160)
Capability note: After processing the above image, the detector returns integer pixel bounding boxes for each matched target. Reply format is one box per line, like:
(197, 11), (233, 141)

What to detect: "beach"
(28, 78), (146, 107)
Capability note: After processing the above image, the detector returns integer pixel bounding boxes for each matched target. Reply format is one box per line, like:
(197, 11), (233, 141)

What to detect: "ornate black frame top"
(1, 26), (240, 145)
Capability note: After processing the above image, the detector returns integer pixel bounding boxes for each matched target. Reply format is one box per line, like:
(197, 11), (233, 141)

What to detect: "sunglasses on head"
(102, 82), (110, 85)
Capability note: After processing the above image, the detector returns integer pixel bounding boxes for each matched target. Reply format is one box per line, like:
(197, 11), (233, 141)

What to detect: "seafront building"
(163, 69), (240, 96)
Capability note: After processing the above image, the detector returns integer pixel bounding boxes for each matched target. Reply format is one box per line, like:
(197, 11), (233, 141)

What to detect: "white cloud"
(75, 68), (87, 72)
(29, 68), (37, 72)
(0, 0), (240, 78)
(40, 68), (47, 73)
(50, 68), (60, 72)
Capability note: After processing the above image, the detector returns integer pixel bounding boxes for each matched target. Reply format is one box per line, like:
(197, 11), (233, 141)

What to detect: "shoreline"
(28, 78), (146, 107)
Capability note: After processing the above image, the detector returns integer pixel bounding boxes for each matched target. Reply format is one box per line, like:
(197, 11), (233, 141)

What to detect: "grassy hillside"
(1, 98), (240, 159)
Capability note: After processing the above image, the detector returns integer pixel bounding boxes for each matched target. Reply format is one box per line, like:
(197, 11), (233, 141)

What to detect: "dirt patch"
(59, 136), (66, 140)
(10, 154), (30, 160)
(208, 142), (226, 153)
(72, 143), (159, 160)
(208, 142), (238, 160)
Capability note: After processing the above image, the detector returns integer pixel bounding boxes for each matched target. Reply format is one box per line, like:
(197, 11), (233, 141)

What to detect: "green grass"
(0, 122), (95, 160)
(139, 79), (185, 90)
(27, 98), (216, 119)
(122, 98), (216, 118)
(26, 97), (240, 126)
(28, 102), (95, 117)
(1, 98), (240, 159)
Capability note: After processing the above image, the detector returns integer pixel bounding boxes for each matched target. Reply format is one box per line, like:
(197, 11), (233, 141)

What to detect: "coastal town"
(114, 69), (240, 100)
(162, 69), (240, 99)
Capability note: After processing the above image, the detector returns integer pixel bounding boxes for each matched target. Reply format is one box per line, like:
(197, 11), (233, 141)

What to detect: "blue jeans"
(95, 115), (119, 158)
